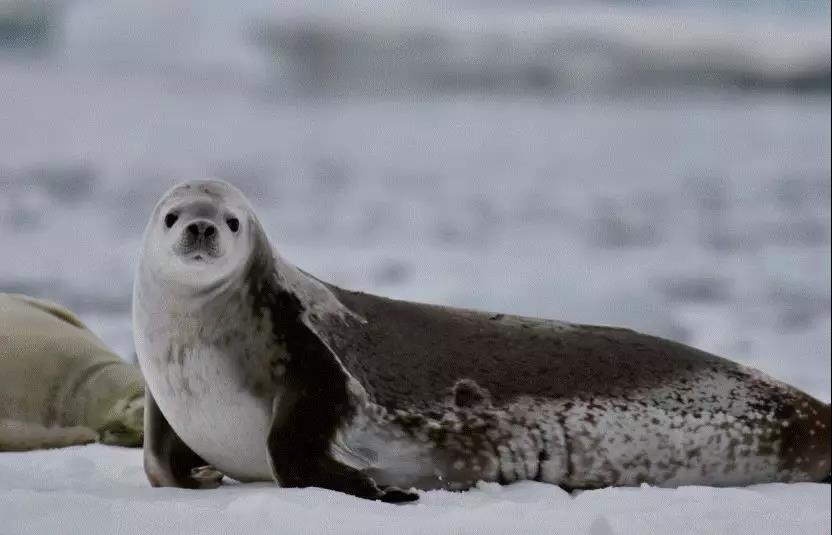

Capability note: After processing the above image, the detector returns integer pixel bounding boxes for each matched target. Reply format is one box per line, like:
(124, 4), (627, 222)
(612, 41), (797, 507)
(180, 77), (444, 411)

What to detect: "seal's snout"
(176, 218), (223, 260)
(185, 221), (217, 240)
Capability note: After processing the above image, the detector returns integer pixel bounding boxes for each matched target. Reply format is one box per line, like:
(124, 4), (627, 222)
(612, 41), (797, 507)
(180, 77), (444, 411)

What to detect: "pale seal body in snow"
(134, 179), (830, 501)
(0, 293), (145, 451)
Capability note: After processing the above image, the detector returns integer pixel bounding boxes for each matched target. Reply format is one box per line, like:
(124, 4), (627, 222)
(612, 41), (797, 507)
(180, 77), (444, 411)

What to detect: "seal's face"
(98, 394), (145, 447)
(141, 180), (259, 290)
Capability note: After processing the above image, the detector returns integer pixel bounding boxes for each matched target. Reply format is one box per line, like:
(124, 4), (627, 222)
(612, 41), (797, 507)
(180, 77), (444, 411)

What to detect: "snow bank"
(1, 445), (828, 535)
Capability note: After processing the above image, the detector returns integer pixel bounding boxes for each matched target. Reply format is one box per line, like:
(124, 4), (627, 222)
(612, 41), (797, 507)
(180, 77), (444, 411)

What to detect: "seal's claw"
(190, 465), (224, 489)
(377, 486), (419, 503)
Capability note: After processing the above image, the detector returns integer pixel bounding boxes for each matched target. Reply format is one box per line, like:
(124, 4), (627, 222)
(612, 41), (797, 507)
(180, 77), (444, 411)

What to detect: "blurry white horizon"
(1, 0), (830, 95)
(1, 0), (830, 402)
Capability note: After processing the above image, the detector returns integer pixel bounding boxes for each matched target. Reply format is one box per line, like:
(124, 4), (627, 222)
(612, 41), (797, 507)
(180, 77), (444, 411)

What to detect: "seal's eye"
(164, 213), (178, 228)
(226, 218), (240, 232)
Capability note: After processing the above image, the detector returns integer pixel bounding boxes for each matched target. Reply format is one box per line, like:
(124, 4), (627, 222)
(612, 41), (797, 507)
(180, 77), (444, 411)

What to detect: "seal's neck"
(251, 249), (360, 327)
(135, 225), (357, 333)
(240, 219), (358, 325)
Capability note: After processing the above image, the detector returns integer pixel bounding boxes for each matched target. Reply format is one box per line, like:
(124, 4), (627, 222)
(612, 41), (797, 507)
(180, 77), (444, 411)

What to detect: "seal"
(0, 293), (145, 451)
(134, 179), (831, 502)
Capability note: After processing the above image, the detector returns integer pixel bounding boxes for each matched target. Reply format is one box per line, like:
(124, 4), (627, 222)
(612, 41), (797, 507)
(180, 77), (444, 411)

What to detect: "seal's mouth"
(181, 248), (220, 264)
(175, 237), (222, 262)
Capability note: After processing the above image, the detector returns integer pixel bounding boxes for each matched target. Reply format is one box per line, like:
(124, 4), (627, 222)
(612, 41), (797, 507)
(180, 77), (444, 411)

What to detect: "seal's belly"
(142, 347), (274, 482)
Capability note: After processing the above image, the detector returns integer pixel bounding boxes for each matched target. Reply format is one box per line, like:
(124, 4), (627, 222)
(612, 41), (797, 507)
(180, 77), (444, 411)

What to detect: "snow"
(0, 445), (829, 535)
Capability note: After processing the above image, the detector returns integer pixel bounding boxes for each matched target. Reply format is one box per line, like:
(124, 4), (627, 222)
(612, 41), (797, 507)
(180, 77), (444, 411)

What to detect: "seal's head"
(98, 392), (145, 447)
(139, 179), (267, 292)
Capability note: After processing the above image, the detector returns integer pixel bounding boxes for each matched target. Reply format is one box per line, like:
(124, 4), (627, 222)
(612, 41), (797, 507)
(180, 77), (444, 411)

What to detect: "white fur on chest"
(141, 343), (275, 482)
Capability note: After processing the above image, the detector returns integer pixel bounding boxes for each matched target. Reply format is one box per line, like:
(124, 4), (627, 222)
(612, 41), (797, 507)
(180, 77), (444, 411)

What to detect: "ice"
(0, 445), (828, 535)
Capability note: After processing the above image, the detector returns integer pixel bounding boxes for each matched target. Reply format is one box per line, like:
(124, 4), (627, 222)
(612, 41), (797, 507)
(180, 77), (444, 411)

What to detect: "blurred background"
(0, 0), (829, 399)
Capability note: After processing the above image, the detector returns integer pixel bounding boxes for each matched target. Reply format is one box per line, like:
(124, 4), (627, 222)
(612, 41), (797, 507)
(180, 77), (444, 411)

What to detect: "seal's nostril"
(184, 221), (217, 239)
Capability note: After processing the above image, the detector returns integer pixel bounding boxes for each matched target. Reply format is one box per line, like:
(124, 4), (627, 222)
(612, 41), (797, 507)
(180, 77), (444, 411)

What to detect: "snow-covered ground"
(2, 98), (829, 532)
(1, 0), (830, 533)
(0, 445), (829, 535)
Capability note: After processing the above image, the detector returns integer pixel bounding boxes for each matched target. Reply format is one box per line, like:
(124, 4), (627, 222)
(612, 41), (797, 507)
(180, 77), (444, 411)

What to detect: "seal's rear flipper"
(0, 419), (97, 451)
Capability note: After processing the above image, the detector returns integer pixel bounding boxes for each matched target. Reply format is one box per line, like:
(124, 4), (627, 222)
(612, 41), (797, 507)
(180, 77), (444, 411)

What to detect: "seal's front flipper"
(313, 458), (419, 503)
(190, 465), (224, 487)
(0, 419), (97, 451)
(376, 485), (420, 503)
(293, 454), (418, 503)
(267, 383), (418, 503)
(143, 389), (223, 489)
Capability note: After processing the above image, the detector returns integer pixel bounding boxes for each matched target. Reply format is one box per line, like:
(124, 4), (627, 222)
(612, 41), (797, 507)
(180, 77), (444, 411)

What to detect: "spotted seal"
(133, 179), (830, 501)
(0, 293), (145, 451)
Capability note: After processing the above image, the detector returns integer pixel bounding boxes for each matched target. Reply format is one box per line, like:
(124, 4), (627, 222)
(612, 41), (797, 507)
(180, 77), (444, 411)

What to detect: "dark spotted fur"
(322, 286), (831, 483)
(139, 181), (830, 502)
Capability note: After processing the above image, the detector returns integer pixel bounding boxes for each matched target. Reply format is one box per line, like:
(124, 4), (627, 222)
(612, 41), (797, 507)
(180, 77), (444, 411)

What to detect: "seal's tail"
(822, 403), (831, 484)
(780, 398), (831, 483)
(823, 403), (832, 485)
